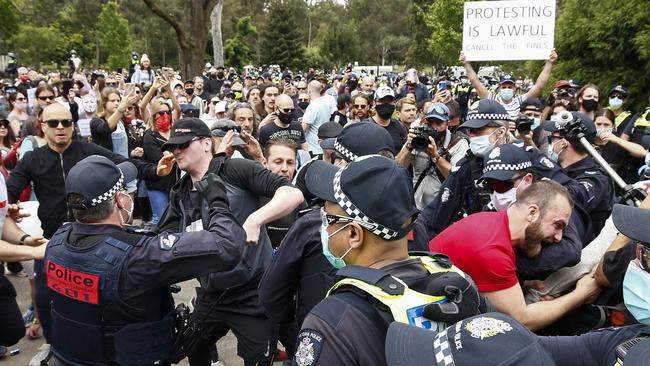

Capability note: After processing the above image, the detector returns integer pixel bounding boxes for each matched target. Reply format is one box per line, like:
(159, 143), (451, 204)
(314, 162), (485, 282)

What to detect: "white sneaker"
(29, 343), (51, 366)
(210, 361), (225, 366)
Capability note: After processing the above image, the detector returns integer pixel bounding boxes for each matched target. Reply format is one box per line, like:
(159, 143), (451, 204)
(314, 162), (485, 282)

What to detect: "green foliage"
(405, 0), (436, 67)
(97, 0), (132, 70)
(318, 19), (360, 69)
(554, 0), (650, 110)
(260, 0), (306, 70)
(224, 16), (257, 71)
(424, 0), (464, 68)
(0, 0), (20, 43)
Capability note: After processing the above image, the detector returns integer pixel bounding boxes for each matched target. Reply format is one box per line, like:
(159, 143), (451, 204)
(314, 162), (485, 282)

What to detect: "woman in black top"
(142, 99), (178, 225)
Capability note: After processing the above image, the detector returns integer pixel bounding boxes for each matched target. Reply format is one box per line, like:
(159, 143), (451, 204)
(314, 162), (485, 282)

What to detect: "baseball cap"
(542, 111), (596, 141)
(331, 122), (395, 162)
(215, 101), (227, 113)
(66, 155), (137, 210)
(375, 86), (396, 101)
(479, 144), (532, 183)
(306, 155), (418, 240)
(459, 100), (511, 129)
(161, 117), (211, 150)
(318, 122), (344, 150)
(385, 313), (556, 366)
(520, 98), (542, 112)
(500, 74), (517, 85)
(609, 85), (629, 97)
(210, 119), (246, 145)
(612, 204), (650, 247)
(554, 80), (571, 89)
(425, 103), (450, 122)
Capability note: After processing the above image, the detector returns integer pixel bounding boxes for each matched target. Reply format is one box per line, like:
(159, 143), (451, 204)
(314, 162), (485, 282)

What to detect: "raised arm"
(526, 49), (558, 98)
(459, 52), (489, 99)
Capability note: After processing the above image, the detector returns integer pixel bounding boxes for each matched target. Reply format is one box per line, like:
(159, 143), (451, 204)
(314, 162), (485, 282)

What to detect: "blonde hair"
(96, 87), (120, 119)
(148, 99), (172, 131)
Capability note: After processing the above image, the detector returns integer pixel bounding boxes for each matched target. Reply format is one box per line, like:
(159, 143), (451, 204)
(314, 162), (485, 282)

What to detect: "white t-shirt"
(488, 92), (530, 118)
(303, 95), (336, 154)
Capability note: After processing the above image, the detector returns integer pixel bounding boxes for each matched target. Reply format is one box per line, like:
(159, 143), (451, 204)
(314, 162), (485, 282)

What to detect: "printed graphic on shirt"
(159, 233), (177, 250)
(464, 316), (513, 340)
(46, 260), (100, 304)
(295, 329), (324, 366)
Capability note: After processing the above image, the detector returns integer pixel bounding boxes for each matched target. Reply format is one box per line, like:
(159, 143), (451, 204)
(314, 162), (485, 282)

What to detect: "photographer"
(516, 98), (544, 149)
(396, 102), (468, 210)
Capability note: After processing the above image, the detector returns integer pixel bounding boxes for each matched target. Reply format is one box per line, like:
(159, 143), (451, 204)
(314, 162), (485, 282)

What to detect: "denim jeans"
(148, 189), (170, 225)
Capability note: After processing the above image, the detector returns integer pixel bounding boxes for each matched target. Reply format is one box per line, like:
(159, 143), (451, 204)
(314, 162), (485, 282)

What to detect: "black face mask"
(375, 104), (395, 119)
(185, 88), (194, 96)
(581, 99), (599, 112)
(298, 102), (309, 110)
(277, 110), (294, 125)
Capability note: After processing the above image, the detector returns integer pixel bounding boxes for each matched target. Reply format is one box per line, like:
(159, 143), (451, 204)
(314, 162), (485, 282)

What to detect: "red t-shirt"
(428, 211), (517, 292)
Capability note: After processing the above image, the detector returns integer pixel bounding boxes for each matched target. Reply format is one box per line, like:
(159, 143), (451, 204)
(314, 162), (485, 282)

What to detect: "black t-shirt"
(330, 111), (348, 127)
(258, 121), (306, 147)
(602, 241), (639, 325)
(366, 117), (407, 152)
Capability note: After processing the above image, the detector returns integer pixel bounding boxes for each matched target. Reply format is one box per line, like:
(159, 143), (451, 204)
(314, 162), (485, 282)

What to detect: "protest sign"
(462, 0), (556, 61)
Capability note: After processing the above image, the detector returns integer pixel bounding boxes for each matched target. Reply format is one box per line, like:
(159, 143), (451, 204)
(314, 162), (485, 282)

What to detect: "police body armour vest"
(327, 255), (467, 333)
(45, 224), (175, 366)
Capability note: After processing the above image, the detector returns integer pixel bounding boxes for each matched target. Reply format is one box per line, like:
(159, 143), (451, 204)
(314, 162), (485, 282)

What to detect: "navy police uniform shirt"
(539, 324), (650, 366)
(292, 258), (430, 366)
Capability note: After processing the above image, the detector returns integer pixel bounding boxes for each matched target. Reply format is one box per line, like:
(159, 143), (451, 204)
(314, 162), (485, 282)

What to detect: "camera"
(411, 125), (438, 151)
(516, 115), (533, 135)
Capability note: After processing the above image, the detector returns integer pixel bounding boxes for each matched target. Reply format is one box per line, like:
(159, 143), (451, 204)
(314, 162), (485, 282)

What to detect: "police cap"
(66, 156), (137, 210)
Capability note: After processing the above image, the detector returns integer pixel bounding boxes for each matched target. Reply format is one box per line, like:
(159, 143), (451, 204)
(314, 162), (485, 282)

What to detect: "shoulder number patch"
(295, 329), (324, 366)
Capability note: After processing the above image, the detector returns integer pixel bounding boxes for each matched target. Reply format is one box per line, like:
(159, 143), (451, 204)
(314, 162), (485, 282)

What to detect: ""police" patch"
(46, 260), (100, 304)
(294, 329), (324, 366)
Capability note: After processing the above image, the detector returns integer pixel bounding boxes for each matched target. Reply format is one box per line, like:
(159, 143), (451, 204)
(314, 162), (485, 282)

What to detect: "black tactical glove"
(422, 272), (484, 324)
(195, 173), (229, 210)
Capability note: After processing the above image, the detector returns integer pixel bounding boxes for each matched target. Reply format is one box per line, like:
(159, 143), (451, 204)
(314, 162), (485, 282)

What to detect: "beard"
(522, 218), (544, 258)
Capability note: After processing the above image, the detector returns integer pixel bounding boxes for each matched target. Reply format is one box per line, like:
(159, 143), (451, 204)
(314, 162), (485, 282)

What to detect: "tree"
(424, 0), (464, 68)
(405, 0), (436, 67)
(0, 0), (20, 48)
(97, 0), (132, 70)
(318, 19), (360, 68)
(224, 16), (256, 71)
(211, 1), (224, 67)
(142, 0), (220, 79)
(260, 0), (306, 70)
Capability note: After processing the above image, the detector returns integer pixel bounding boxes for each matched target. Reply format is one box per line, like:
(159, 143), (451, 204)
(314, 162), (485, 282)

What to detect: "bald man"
(302, 80), (336, 155)
(6, 103), (163, 344)
(258, 94), (308, 150)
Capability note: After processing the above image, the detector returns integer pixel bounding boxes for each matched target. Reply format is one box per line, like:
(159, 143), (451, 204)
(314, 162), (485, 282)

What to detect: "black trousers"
(0, 275), (25, 346)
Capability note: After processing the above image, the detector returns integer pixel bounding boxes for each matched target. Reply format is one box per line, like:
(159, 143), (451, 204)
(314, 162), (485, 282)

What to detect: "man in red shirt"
(429, 180), (601, 330)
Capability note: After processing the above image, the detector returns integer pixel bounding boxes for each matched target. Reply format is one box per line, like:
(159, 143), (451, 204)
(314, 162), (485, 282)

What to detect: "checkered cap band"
(483, 161), (532, 174)
(334, 140), (358, 162)
(90, 175), (123, 206)
(332, 168), (399, 240)
(466, 112), (512, 122)
(433, 330), (455, 366)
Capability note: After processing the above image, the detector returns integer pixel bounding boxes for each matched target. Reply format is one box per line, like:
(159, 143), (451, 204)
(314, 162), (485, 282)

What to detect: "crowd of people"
(0, 47), (650, 366)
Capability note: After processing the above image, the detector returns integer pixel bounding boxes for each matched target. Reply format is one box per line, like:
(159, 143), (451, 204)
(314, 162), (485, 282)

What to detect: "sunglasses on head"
(38, 95), (55, 101)
(44, 119), (73, 128)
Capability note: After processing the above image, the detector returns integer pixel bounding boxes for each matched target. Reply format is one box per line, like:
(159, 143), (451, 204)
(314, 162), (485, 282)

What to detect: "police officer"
(414, 99), (512, 244)
(454, 74), (473, 121)
(543, 111), (614, 237)
(5, 52), (17, 80)
(293, 156), (483, 365)
(259, 122), (397, 361)
(44, 155), (245, 366)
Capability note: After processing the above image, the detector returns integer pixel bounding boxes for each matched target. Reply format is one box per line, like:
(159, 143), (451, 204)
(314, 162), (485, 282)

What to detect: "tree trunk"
(211, 1), (224, 67)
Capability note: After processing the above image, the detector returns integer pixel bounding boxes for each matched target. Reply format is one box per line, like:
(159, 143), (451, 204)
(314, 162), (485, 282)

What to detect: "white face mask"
(490, 178), (524, 211)
(596, 127), (613, 138)
(469, 129), (499, 157)
(117, 192), (134, 225)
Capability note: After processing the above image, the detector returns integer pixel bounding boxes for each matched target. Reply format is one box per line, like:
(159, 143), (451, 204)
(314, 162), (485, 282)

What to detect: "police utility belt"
(44, 224), (184, 366)
(327, 254), (469, 332)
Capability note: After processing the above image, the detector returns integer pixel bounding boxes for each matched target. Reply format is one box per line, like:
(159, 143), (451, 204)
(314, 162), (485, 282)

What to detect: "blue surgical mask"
(609, 97), (624, 110)
(531, 118), (540, 131)
(470, 129), (499, 158)
(623, 261), (650, 325)
(320, 223), (353, 269)
(499, 88), (514, 101)
(547, 141), (562, 162)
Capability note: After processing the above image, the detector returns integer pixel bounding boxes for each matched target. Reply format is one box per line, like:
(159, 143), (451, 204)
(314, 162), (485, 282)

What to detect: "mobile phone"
(125, 83), (135, 95)
(156, 69), (168, 82)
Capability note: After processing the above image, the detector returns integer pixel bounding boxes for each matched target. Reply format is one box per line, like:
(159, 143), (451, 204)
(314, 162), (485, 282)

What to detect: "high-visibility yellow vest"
(634, 108), (650, 128)
(327, 256), (467, 332)
(614, 110), (633, 128)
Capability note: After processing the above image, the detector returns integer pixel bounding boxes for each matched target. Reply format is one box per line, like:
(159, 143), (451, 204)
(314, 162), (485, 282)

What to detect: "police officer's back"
(44, 156), (244, 366)
(294, 156), (483, 365)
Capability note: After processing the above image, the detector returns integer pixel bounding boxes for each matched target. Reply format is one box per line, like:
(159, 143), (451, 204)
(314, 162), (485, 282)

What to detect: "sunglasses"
(44, 119), (73, 128)
(353, 104), (368, 109)
(636, 244), (650, 274)
(106, 83), (119, 87)
(38, 95), (55, 101)
(484, 175), (524, 194)
(126, 106), (135, 111)
(165, 137), (202, 151)
(279, 108), (295, 114)
(320, 207), (359, 227)
(297, 87), (307, 91)
(157, 110), (172, 116)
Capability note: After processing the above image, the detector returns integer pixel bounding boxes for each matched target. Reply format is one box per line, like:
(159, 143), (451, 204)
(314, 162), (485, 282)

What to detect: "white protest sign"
(27, 87), (37, 106)
(77, 118), (91, 137)
(462, 0), (556, 61)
